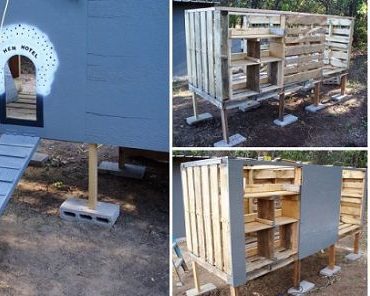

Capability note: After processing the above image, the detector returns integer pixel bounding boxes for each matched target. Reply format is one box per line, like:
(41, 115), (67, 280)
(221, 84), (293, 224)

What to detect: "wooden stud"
(314, 82), (321, 106)
(192, 261), (201, 293)
(88, 143), (98, 210)
(278, 92), (285, 121)
(354, 232), (360, 254)
(220, 107), (229, 143)
(192, 93), (198, 118)
(230, 286), (240, 296)
(292, 260), (301, 288)
(340, 74), (347, 95)
(328, 244), (336, 269)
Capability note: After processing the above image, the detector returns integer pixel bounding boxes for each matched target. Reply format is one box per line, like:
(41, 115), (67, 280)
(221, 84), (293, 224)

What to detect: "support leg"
(354, 232), (360, 254)
(88, 143), (98, 210)
(314, 81), (321, 106)
(185, 92), (213, 125)
(320, 244), (341, 276)
(288, 259), (315, 294)
(185, 261), (217, 296)
(340, 74), (347, 96)
(292, 260), (301, 288)
(230, 286), (240, 296)
(192, 93), (198, 119)
(220, 107), (229, 144)
(278, 91), (285, 121)
(328, 244), (336, 269)
(192, 262), (201, 293)
(273, 92), (298, 127)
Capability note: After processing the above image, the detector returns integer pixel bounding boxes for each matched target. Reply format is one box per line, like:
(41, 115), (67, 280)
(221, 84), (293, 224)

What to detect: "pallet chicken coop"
(180, 158), (366, 295)
(184, 7), (354, 146)
(0, 1), (168, 225)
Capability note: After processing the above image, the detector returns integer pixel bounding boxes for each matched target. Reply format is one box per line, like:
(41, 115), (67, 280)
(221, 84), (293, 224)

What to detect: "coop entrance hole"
(0, 55), (43, 127)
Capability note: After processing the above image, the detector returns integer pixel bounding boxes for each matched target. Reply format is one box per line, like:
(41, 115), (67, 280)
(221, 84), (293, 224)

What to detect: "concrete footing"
(60, 197), (120, 227)
(214, 134), (246, 147)
(345, 252), (362, 261)
(186, 283), (217, 296)
(305, 103), (327, 113)
(30, 152), (49, 167)
(186, 113), (213, 125)
(273, 114), (298, 127)
(332, 94), (349, 101)
(238, 100), (261, 112)
(288, 281), (315, 295)
(98, 161), (145, 180)
(320, 265), (341, 277)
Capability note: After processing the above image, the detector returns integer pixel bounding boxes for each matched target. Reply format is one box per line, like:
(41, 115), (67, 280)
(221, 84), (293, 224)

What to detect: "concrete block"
(186, 283), (217, 296)
(98, 161), (145, 179)
(238, 100), (261, 112)
(30, 152), (49, 167)
(332, 94), (349, 101)
(214, 134), (246, 147)
(288, 281), (315, 295)
(345, 253), (362, 261)
(60, 197), (120, 227)
(273, 114), (298, 127)
(305, 103), (327, 113)
(186, 113), (213, 125)
(320, 265), (341, 276)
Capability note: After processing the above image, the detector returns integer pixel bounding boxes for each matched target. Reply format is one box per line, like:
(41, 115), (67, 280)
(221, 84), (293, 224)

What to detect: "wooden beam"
(88, 143), (98, 210)
(292, 260), (301, 288)
(230, 286), (240, 296)
(278, 92), (285, 121)
(192, 261), (201, 293)
(354, 232), (360, 254)
(340, 74), (347, 95)
(220, 108), (229, 143)
(192, 92), (199, 118)
(328, 245), (336, 269)
(314, 82), (321, 106)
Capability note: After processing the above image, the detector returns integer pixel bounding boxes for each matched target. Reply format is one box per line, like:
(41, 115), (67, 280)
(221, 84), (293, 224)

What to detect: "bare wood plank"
(207, 11), (215, 97)
(200, 11), (209, 94)
(187, 167), (199, 256)
(194, 166), (206, 260)
(181, 167), (193, 252)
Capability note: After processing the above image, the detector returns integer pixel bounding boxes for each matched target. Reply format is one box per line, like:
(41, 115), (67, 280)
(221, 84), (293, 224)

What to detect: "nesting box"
(180, 158), (366, 287)
(0, 1), (169, 152)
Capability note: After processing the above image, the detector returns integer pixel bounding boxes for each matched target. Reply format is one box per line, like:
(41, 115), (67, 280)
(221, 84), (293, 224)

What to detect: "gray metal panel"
(299, 165), (342, 259)
(172, 161), (186, 239)
(226, 159), (247, 286)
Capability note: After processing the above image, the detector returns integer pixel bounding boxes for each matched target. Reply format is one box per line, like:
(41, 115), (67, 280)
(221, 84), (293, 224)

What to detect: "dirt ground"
(0, 140), (169, 296)
(173, 224), (367, 296)
(173, 54), (367, 147)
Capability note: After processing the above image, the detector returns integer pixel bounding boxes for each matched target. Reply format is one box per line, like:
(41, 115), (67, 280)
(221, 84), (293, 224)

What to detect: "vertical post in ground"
(278, 91), (285, 121)
(192, 93), (198, 119)
(340, 74), (347, 96)
(314, 82), (321, 106)
(192, 261), (201, 293)
(292, 260), (301, 288)
(220, 107), (229, 144)
(230, 286), (240, 296)
(354, 232), (360, 254)
(328, 244), (336, 269)
(88, 143), (98, 210)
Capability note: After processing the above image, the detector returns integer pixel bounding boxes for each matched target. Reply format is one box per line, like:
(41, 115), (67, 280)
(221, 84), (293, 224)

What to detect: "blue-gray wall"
(0, 0), (169, 152)
(173, 2), (215, 79)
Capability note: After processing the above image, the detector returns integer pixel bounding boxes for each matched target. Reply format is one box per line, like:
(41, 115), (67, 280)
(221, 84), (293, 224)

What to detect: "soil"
(173, 54), (367, 147)
(173, 224), (367, 296)
(0, 140), (169, 296)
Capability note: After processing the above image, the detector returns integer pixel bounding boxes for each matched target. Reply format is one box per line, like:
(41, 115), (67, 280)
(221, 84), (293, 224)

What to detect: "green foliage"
(221, 0), (367, 51)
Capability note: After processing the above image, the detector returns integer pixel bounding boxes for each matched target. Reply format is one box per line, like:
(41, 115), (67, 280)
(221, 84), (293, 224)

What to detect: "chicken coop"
(180, 158), (366, 294)
(0, 1), (169, 225)
(184, 7), (354, 146)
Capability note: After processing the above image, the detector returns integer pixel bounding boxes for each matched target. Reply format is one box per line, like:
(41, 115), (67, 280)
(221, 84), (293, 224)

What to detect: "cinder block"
(30, 152), (49, 167)
(214, 134), (246, 147)
(320, 265), (341, 276)
(186, 113), (213, 125)
(60, 197), (120, 227)
(305, 103), (327, 113)
(98, 161), (145, 179)
(345, 253), (362, 261)
(288, 281), (315, 295)
(238, 100), (261, 112)
(331, 94), (349, 101)
(273, 114), (298, 127)
(186, 283), (217, 296)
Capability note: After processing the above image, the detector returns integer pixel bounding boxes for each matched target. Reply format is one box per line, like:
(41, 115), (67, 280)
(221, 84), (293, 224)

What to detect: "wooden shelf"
(260, 56), (282, 63)
(275, 216), (298, 226)
(246, 256), (274, 273)
(230, 34), (283, 40)
(260, 84), (281, 93)
(232, 89), (259, 100)
(245, 221), (273, 234)
(231, 58), (260, 67)
(244, 190), (298, 199)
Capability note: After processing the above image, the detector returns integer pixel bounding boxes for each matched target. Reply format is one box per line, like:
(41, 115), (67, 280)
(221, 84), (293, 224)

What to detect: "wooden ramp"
(0, 134), (39, 214)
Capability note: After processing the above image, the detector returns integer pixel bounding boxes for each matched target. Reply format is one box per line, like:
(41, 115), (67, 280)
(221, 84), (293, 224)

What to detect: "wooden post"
(354, 232), (360, 254)
(192, 93), (198, 118)
(314, 82), (321, 106)
(278, 91), (285, 121)
(192, 261), (201, 293)
(328, 244), (336, 269)
(88, 143), (98, 210)
(230, 286), (240, 296)
(340, 74), (347, 95)
(220, 107), (229, 143)
(292, 260), (301, 288)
